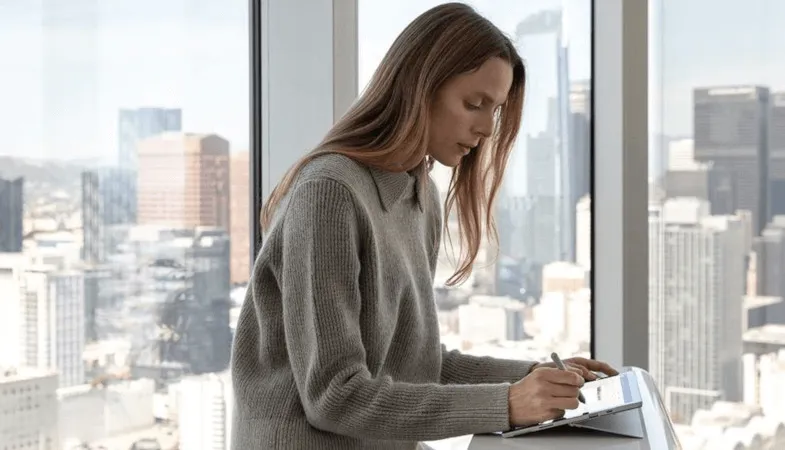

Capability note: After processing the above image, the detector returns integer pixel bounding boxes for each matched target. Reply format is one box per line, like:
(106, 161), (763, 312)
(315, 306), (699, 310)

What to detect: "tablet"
(500, 370), (643, 438)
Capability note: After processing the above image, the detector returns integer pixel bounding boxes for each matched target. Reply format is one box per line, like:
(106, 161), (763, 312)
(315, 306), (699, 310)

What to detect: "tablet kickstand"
(567, 408), (645, 439)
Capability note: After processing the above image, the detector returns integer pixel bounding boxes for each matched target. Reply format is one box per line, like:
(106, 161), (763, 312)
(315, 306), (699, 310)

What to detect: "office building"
(179, 372), (233, 450)
(649, 198), (746, 424)
(770, 92), (785, 217)
(83, 267), (111, 343)
(0, 176), (23, 253)
(510, 9), (572, 264)
(112, 107), (183, 225)
(693, 85), (770, 233)
(96, 166), (137, 226)
(23, 268), (86, 388)
(569, 80), (591, 259)
(230, 151), (250, 285)
(569, 81), (591, 201)
(118, 107), (182, 170)
(137, 133), (230, 230)
(81, 171), (104, 264)
(752, 216), (785, 300)
(0, 253), (25, 367)
(0, 367), (59, 449)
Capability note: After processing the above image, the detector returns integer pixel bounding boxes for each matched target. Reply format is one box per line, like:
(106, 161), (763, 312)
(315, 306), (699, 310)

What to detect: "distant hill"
(0, 156), (88, 189)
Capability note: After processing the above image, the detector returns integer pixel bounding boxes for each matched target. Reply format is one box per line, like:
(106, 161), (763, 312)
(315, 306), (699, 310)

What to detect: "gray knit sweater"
(230, 154), (536, 449)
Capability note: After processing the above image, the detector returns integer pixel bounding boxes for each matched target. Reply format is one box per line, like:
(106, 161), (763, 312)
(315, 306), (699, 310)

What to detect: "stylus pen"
(550, 352), (587, 404)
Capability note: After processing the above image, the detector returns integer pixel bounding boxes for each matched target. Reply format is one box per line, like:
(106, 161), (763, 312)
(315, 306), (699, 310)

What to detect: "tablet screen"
(563, 374), (634, 419)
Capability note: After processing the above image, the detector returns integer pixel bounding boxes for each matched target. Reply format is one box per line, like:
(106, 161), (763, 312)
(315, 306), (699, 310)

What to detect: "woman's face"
(427, 56), (513, 168)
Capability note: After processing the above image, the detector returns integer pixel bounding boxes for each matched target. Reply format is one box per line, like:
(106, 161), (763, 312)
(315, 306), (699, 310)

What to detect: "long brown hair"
(260, 2), (526, 286)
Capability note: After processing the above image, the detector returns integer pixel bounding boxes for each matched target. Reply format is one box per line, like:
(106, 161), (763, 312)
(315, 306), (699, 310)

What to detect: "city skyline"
(1, 0), (785, 160)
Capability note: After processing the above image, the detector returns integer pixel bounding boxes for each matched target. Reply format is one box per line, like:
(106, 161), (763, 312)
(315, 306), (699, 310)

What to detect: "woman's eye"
(465, 102), (482, 110)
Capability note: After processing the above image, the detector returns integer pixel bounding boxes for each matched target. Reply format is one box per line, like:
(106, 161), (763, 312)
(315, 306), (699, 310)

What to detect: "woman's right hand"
(507, 366), (585, 427)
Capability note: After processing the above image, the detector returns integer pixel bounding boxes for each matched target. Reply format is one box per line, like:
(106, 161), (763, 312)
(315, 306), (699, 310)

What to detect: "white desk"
(465, 367), (681, 450)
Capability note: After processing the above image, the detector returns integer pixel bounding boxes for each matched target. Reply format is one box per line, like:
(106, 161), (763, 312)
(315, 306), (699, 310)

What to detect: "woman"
(231, 3), (616, 449)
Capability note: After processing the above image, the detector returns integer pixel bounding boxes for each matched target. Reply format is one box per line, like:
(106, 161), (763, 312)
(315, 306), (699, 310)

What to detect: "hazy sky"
(0, 0), (784, 162)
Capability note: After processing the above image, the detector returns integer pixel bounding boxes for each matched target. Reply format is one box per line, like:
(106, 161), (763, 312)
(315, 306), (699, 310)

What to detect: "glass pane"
(359, 2), (592, 444)
(0, 0), (249, 447)
(649, 0), (785, 442)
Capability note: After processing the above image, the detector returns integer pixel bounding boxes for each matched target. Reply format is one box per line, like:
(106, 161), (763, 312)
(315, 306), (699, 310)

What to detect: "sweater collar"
(367, 166), (424, 212)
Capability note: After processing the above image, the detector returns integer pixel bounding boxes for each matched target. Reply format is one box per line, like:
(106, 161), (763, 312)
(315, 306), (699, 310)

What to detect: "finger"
(570, 358), (619, 376)
(596, 361), (619, 376)
(539, 367), (584, 386)
(567, 363), (597, 381)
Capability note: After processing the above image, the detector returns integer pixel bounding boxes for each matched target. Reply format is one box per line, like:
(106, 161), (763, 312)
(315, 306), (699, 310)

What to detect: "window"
(649, 0), (785, 439)
(0, 0), (249, 447)
(359, 0), (593, 364)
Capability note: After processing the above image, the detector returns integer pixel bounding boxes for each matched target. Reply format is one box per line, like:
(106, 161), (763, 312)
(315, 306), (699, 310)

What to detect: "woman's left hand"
(528, 357), (618, 381)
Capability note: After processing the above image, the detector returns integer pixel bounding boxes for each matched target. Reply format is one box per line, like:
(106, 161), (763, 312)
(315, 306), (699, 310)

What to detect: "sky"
(0, 0), (784, 162)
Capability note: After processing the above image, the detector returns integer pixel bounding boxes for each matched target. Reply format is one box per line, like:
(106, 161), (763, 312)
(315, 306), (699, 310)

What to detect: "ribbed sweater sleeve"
(440, 347), (536, 385)
(279, 178), (512, 441)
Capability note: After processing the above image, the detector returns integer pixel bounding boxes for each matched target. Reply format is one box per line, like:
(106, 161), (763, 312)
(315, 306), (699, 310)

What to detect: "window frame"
(251, 0), (651, 370)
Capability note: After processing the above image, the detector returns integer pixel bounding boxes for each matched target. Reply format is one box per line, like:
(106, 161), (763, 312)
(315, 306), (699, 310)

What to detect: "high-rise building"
(230, 151), (250, 285)
(23, 268), (86, 388)
(179, 372), (233, 450)
(693, 86), (770, 233)
(0, 253), (25, 367)
(510, 9), (572, 264)
(81, 171), (104, 264)
(118, 108), (182, 170)
(649, 198), (747, 424)
(569, 80), (591, 259)
(770, 92), (785, 217)
(0, 176), (23, 253)
(96, 166), (137, 226)
(115, 107), (183, 224)
(0, 367), (59, 449)
(137, 133), (230, 230)
(752, 216), (785, 300)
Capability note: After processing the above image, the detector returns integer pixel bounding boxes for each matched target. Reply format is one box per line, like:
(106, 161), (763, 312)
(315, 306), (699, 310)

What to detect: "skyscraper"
(649, 198), (746, 424)
(0, 177), (23, 253)
(770, 92), (785, 217)
(81, 171), (104, 264)
(137, 133), (230, 230)
(22, 268), (86, 388)
(752, 216), (785, 300)
(115, 107), (183, 224)
(693, 86), (770, 234)
(118, 108), (183, 170)
(513, 10), (572, 264)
